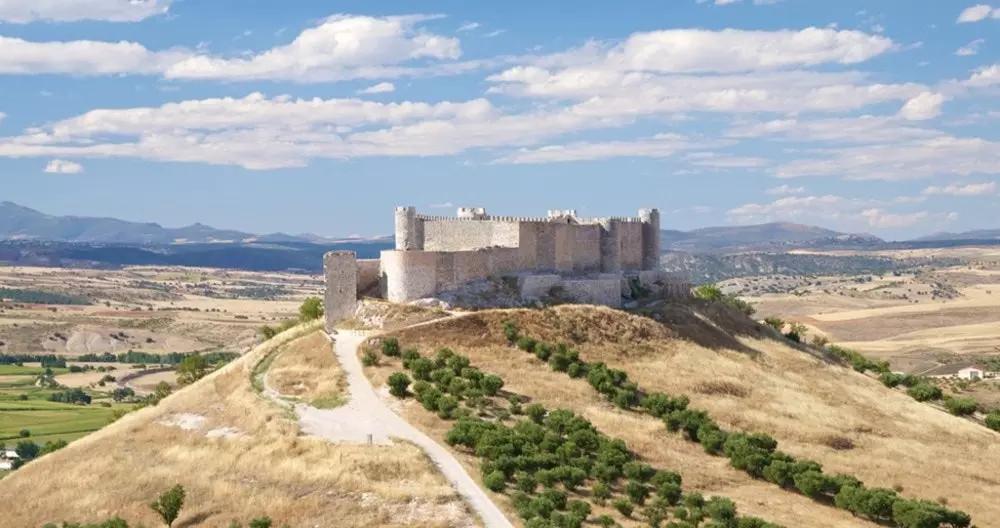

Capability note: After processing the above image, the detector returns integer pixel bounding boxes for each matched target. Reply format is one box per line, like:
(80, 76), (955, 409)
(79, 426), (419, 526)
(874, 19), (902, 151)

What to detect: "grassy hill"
(360, 303), (998, 528)
(0, 323), (475, 527)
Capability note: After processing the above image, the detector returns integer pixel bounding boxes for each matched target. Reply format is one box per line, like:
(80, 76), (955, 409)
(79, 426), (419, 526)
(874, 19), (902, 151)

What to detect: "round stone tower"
(639, 208), (661, 270)
(394, 206), (423, 250)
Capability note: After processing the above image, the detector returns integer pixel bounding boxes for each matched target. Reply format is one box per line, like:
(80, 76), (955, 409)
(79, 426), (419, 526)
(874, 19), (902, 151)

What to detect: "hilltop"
(359, 302), (999, 528)
(661, 222), (882, 253)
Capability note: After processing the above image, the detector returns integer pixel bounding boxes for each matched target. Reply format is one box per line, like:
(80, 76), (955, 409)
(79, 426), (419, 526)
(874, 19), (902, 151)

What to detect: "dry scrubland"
(267, 329), (348, 408)
(363, 304), (1000, 528)
(338, 299), (450, 331)
(727, 248), (1000, 374)
(0, 265), (320, 357)
(0, 324), (478, 528)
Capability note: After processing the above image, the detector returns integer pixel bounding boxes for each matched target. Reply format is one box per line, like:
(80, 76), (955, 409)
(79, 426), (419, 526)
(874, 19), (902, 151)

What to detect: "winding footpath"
(264, 326), (512, 528)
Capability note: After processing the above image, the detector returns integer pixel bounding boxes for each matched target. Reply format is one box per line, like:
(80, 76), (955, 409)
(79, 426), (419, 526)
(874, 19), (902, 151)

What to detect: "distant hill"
(912, 229), (1000, 242)
(0, 202), (380, 245)
(661, 222), (883, 252)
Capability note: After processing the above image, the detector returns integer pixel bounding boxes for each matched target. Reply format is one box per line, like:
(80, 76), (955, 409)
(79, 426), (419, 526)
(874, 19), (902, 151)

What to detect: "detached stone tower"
(323, 251), (357, 332)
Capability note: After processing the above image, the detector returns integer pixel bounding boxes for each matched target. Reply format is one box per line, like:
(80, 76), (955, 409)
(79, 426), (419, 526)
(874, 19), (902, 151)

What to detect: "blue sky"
(0, 0), (998, 240)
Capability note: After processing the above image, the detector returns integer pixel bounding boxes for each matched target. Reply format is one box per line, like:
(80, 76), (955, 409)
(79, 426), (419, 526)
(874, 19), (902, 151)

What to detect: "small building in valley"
(919, 362), (989, 380)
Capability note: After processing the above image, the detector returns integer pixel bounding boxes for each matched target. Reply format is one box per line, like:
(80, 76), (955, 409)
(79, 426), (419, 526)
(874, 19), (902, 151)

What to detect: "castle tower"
(598, 218), (621, 273)
(639, 208), (661, 270)
(394, 206), (423, 250)
(323, 251), (358, 332)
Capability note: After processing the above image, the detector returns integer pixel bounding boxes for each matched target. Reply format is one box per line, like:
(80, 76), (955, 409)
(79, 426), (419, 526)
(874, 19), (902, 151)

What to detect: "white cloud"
(358, 82), (395, 94)
(728, 115), (939, 144)
(766, 184), (806, 195)
(922, 182), (997, 196)
(43, 159), (83, 174)
(493, 133), (713, 164)
(457, 22), (480, 32)
(773, 136), (1000, 181)
(897, 92), (946, 120)
(0, 14), (471, 83)
(0, 112), (5, 121)
(0, 0), (171, 23)
(683, 151), (770, 168)
(957, 4), (999, 23)
(484, 29), (505, 38)
(860, 208), (928, 228)
(965, 64), (1000, 86)
(956, 39), (985, 56)
(163, 15), (463, 83)
(430, 201), (454, 208)
(727, 195), (849, 223)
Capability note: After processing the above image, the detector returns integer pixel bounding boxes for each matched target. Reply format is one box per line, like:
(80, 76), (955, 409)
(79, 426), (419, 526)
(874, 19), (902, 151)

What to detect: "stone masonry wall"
(381, 247), (522, 302)
(356, 259), (381, 296)
(324, 251), (358, 332)
(423, 219), (520, 251)
(573, 225), (602, 272)
(619, 222), (644, 271)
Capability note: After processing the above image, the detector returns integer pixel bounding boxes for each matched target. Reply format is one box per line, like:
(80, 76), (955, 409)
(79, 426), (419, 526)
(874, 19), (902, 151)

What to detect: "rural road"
(261, 325), (512, 528)
(327, 330), (513, 528)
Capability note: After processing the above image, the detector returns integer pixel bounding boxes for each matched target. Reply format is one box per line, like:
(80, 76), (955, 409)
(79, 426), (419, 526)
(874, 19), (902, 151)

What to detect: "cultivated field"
(0, 325), (479, 527)
(362, 304), (1000, 528)
(722, 247), (1000, 375)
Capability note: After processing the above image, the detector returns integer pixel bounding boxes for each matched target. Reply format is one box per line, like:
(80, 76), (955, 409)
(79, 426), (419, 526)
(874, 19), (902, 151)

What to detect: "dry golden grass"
(0, 323), (478, 528)
(338, 300), (449, 331)
(365, 304), (1000, 528)
(267, 329), (347, 408)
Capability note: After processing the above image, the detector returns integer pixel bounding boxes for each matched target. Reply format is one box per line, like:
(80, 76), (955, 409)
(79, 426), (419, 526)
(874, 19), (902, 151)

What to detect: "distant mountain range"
(0, 201), (389, 245)
(3, 201), (1000, 254)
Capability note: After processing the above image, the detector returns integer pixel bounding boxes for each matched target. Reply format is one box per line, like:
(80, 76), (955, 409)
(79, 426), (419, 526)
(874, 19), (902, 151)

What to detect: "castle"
(323, 206), (690, 331)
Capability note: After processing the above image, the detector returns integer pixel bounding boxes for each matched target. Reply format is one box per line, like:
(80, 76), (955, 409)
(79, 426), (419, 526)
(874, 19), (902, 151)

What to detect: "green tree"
(503, 321), (519, 345)
(259, 325), (277, 340)
(381, 337), (401, 357)
(176, 354), (209, 385)
(762, 317), (784, 331)
(484, 470), (507, 492)
(298, 297), (324, 322)
(248, 516), (274, 528)
(149, 484), (186, 527)
(480, 375), (504, 396)
(387, 372), (411, 398)
(944, 396), (979, 416)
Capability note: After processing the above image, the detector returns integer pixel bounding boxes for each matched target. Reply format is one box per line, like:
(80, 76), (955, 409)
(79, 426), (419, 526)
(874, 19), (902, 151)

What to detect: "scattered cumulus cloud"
(457, 22), (480, 32)
(956, 39), (985, 56)
(484, 29), (506, 38)
(0, 0), (171, 23)
(957, 4), (999, 23)
(357, 82), (395, 94)
(430, 202), (454, 209)
(922, 182), (997, 196)
(43, 159), (83, 174)
(860, 208), (928, 228)
(766, 184), (806, 195)
(897, 92), (946, 120)
(965, 64), (1000, 86)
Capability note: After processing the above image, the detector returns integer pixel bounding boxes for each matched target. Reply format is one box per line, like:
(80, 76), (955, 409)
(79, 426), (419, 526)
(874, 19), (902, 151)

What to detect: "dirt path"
(261, 326), (512, 528)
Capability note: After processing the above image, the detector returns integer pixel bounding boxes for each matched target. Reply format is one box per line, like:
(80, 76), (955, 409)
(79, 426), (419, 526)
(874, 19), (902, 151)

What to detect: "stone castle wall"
(324, 251), (358, 332)
(381, 247), (522, 302)
(423, 218), (520, 251)
(356, 259), (381, 295)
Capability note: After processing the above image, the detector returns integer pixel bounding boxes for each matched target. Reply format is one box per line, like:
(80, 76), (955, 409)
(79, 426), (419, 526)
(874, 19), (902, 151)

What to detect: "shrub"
(566, 362), (586, 378)
(612, 498), (633, 517)
(595, 515), (616, 528)
(592, 482), (612, 504)
(149, 484), (185, 527)
(657, 483), (683, 505)
(361, 351), (379, 367)
(481, 375), (505, 396)
(567, 500), (591, 520)
(418, 387), (444, 411)
(526, 403), (547, 423)
(944, 396), (979, 416)
(694, 284), (724, 301)
(437, 395), (460, 419)
(18, 429), (30, 438)
(907, 383), (942, 402)
(623, 461), (655, 482)
(299, 297), (323, 321)
(387, 372), (411, 398)
(401, 348), (421, 368)
(503, 321), (519, 345)
(535, 344), (553, 361)
(517, 337), (537, 353)
(541, 488), (568, 510)
(484, 470), (507, 492)
(625, 481), (650, 505)
(381, 337), (401, 357)
(880, 372), (905, 388)
(515, 471), (538, 493)
(410, 358), (435, 381)
(762, 317), (784, 331)
(536, 469), (558, 488)
(985, 410), (1000, 432)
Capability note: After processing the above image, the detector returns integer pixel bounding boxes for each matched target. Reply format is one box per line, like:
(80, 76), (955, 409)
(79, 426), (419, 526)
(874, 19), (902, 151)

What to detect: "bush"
(611, 498), (633, 517)
(149, 485), (185, 527)
(437, 395), (460, 419)
(541, 488), (567, 510)
(503, 321), (519, 345)
(381, 337), (401, 357)
(625, 481), (650, 505)
(515, 471), (538, 493)
(517, 337), (537, 353)
(361, 351), (380, 367)
(299, 297), (323, 321)
(880, 372), (905, 388)
(985, 410), (1000, 432)
(401, 348), (421, 368)
(694, 284), (724, 301)
(907, 383), (942, 402)
(410, 358), (435, 381)
(526, 403), (547, 423)
(484, 470), (506, 492)
(944, 396), (979, 416)
(18, 429), (30, 438)
(481, 375), (504, 396)
(595, 515), (616, 528)
(592, 482), (611, 504)
(387, 372), (411, 398)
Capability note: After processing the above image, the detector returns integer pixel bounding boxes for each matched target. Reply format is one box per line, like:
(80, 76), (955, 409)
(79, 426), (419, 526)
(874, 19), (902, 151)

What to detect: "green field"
(0, 387), (132, 445)
(0, 365), (69, 376)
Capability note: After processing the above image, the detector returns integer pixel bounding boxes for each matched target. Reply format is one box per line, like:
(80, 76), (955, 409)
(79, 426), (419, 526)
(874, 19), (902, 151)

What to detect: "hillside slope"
(361, 303), (1000, 528)
(0, 323), (477, 528)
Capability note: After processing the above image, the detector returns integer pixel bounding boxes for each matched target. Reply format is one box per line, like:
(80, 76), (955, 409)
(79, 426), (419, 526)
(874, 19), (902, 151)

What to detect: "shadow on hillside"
(632, 298), (845, 366)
